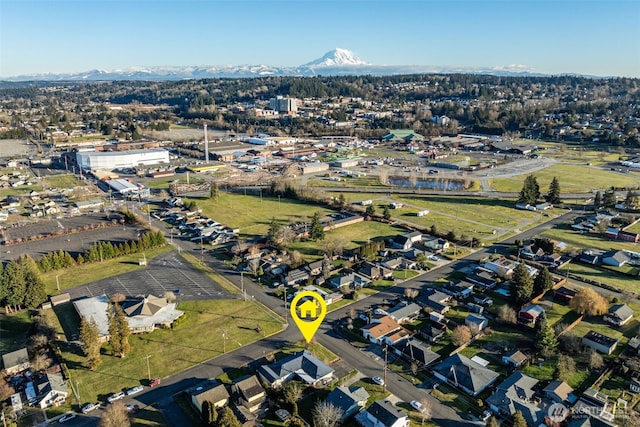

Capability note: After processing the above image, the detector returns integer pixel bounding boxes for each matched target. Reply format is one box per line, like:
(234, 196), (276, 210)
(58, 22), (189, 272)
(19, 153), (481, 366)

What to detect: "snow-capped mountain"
(302, 48), (370, 67)
(0, 48), (543, 82)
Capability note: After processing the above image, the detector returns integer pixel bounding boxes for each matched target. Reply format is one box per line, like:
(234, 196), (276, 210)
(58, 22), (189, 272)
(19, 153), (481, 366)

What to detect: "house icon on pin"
(298, 299), (318, 319)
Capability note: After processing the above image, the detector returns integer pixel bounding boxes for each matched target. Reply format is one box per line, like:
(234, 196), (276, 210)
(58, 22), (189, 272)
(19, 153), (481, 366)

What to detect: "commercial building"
(76, 148), (169, 171)
(269, 96), (298, 113)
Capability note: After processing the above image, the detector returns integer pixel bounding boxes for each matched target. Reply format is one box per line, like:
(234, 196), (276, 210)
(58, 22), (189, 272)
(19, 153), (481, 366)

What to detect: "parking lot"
(67, 250), (234, 301)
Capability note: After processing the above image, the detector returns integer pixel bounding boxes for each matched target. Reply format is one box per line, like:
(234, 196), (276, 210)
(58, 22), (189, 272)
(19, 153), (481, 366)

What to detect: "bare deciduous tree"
(164, 291), (177, 303)
(110, 293), (126, 303)
(100, 401), (130, 427)
(452, 325), (472, 346)
(569, 288), (608, 316)
(498, 305), (517, 325)
(312, 401), (343, 427)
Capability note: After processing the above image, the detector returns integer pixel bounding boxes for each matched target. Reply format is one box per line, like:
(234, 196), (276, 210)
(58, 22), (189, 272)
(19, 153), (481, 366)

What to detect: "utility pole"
(144, 355), (151, 381)
(56, 274), (60, 291)
(241, 272), (246, 301)
(383, 345), (388, 391)
(222, 330), (226, 353)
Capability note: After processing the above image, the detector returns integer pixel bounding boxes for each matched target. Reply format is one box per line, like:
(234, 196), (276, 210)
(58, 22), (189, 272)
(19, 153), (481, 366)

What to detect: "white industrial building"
(269, 96), (298, 113)
(76, 148), (170, 171)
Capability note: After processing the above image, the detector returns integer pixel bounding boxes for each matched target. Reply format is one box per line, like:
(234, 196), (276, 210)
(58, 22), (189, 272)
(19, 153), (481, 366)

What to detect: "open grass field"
(186, 193), (336, 240)
(40, 246), (173, 294)
(288, 220), (407, 260)
(560, 262), (640, 293)
(57, 299), (284, 405)
(623, 221), (640, 234)
(570, 315), (635, 357)
(0, 310), (32, 353)
(489, 163), (640, 193)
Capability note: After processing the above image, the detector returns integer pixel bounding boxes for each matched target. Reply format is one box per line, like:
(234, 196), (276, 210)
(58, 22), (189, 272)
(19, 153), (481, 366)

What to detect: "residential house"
(393, 338), (440, 367)
(419, 323), (446, 343)
(381, 258), (403, 271)
(401, 248), (427, 261)
(465, 314), (488, 333)
(444, 281), (474, 299)
(482, 257), (519, 278)
(423, 237), (449, 252)
(554, 286), (577, 303)
(330, 272), (370, 290)
(2, 348), (30, 375)
(390, 235), (413, 251)
(487, 372), (542, 426)
(520, 245), (545, 260)
(628, 335), (640, 356)
(417, 288), (451, 314)
(518, 304), (545, 327)
(501, 349), (528, 368)
(306, 259), (325, 277)
(579, 252), (600, 265)
(283, 268), (310, 287)
(602, 250), (629, 267)
(386, 301), (421, 324)
(190, 380), (230, 413)
(630, 374), (640, 394)
(604, 304), (634, 326)
(361, 316), (410, 346)
(355, 400), (409, 427)
(257, 350), (334, 388)
(582, 331), (619, 355)
(466, 268), (498, 289)
(231, 375), (266, 413)
(35, 373), (68, 408)
(572, 388), (616, 426)
(359, 262), (392, 280)
(325, 386), (369, 421)
(544, 380), (576, 405)
(432, 354), (499, 397)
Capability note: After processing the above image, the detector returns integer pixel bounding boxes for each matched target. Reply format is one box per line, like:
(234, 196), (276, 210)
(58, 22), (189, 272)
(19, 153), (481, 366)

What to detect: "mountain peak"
(302, 48), (369, 67)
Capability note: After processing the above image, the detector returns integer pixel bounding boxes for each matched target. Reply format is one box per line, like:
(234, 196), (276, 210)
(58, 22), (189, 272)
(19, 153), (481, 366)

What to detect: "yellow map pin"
(290, 291), (327, 343)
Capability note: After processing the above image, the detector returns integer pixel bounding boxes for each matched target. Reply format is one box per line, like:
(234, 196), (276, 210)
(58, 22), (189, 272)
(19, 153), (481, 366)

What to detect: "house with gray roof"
(604, 304), (634, 326)
(355, 400), (409, 427)
(2, 348), (30, 375)
(393, 338), (440, 367)
(487, 372), (543, 426)
(359, 262), (392, 280)
(432, 354), (499, 396)
(257, 350), (334, 388)
(190, 380), (230, 413)
(386, 301), (421, 324)
(582, 331), (619, 355)
(35, 373), (68, 408)
(416, 288), (451, 314)
(325, 386), (369, 421)
(330, 272), (370, 290)
(602, 250), (629, 267)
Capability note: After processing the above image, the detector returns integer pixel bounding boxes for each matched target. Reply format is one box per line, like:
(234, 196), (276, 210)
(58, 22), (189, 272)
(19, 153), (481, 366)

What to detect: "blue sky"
(1, 0), (639, 77)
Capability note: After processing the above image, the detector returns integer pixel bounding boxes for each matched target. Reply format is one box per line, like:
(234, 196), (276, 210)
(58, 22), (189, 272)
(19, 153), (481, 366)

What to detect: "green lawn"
(132, 404), (167, 427)
(560, 261), (640, 294)
(542, 224), (638, 253)
(490, 163), (640, 193)
(0, 311), (33, 353)
(571, 316), (632, 357)
(42, 173), (81, 189)
(623, 221), (640, 234)
(59, 299), (284, 406)
(40, 246), (174, 295)
(188, 193), (337, 240)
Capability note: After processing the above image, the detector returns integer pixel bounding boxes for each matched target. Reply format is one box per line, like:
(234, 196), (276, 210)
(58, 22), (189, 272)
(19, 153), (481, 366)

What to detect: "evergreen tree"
(512, 262), (533, 305)
(602, 190), (617, 208)
(310, 211), (324, 241)
(210, 182), (220, 200)
(107, 303), (121, 356)
(4, 260), (26, 312)
(365, 204), (375, 217)
(593, 191), (602, 209)
(383, 206), (391, 221)
(79, 316), (102, 370)
(218, 406), (241, 427)
(22, 266), (46, 308)
(336, 193), (346, 209)
(547, 176), (561, 205)
(202, 401), (217, 427)
(517, 175), (540, 205)
(535, 314), (558, 357)
(533, 267), (553, 296)
(267, 217), (281, 246)
(512, 411), (527, 427)
(625, 190), (639, 209)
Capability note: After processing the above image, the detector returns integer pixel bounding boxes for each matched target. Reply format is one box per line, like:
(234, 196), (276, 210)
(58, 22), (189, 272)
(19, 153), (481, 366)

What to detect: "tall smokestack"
(203, 124), (209, 164)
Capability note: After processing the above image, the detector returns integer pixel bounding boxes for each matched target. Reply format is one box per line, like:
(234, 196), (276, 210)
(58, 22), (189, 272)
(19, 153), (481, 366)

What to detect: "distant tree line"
(36, 231), (166, 273)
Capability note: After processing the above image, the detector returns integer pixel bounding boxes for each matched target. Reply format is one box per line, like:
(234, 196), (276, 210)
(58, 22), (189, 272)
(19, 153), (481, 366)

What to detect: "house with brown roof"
(362, 316), (410, 346)
(190, 380), (230, 413)
(231, 375), (266, 413)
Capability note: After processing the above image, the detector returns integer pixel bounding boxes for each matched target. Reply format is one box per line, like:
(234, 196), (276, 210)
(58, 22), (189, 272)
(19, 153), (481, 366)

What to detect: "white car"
(410, 400), (422, 411)
(107, 391), (125, 403)
(372, 376), (384, 386)
(59, 413), (77, 423)
(480, 410), (492, 422)
(126, 385), (144, 395)
(81, 402), (99, 414)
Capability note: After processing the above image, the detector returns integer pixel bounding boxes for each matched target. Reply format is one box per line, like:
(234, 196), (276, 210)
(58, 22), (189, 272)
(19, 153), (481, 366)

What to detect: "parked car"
(126, 404), (140, 412)
(81, 402), (100, 414)
(126, 385), (144, 396)
(480, 410), (493, 422)
(59, 413), (77, 423)
(410, 400), (422, 411)
(372, 376), (384, 386)
(150, 378), (161, 387)
(107, 391), (125, 403)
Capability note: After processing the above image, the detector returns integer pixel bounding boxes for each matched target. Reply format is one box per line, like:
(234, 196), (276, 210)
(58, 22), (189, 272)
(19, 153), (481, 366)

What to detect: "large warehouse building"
(75, 148), (170, 171)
